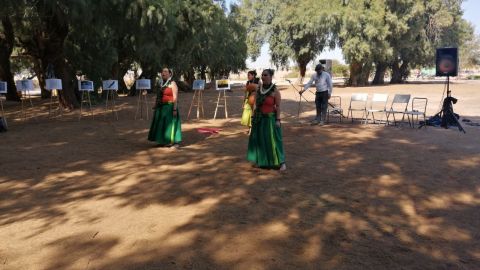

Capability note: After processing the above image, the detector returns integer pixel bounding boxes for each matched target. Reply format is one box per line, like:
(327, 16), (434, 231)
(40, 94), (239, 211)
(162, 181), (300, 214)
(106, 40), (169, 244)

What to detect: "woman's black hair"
(262, 68), (274, 76)
(247, 70), (257, 77)
(163, 67), (173, 75)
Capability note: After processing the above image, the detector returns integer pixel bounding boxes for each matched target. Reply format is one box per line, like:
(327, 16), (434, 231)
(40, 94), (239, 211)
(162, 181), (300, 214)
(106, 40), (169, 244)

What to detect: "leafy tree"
(338, 0), (391, 86)
(268, 0), (336, 78)
(0, 15), (18, 101)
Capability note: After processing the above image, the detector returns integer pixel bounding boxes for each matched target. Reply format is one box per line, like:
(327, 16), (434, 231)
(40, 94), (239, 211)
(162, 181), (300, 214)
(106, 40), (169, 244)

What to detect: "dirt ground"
(1, 80), (479, 270)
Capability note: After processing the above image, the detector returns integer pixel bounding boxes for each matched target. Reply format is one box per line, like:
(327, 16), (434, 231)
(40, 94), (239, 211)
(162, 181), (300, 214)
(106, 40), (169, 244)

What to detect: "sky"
(226, 0), (480, 69)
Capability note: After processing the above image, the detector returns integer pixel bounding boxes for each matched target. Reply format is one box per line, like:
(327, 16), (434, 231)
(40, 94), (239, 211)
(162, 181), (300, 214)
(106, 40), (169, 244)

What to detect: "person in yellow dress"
(241, 70), (259, 131)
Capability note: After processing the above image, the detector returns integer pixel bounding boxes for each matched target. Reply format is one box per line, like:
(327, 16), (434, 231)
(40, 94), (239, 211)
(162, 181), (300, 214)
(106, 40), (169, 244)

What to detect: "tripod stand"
(428, 76), (465, 133)
(285, 79), (310, 118)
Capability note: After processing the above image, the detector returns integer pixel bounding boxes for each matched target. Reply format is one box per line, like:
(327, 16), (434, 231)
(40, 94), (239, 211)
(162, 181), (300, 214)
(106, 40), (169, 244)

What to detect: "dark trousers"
(315, 91), (329, 122)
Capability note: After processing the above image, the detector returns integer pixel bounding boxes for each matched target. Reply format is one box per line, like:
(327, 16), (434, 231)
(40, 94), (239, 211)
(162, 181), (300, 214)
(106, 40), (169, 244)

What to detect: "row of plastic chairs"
(327, 94), (428, 128)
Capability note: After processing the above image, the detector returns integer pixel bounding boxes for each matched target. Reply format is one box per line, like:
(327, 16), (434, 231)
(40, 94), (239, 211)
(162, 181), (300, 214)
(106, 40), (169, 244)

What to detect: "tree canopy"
(237, 0), (476, 86)
(0, 0), (247, 106)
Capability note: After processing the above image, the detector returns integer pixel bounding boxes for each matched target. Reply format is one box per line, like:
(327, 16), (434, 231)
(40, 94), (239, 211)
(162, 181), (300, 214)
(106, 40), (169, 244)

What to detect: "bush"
(467, 75), (480, 80)
(332, 64), (349, 78)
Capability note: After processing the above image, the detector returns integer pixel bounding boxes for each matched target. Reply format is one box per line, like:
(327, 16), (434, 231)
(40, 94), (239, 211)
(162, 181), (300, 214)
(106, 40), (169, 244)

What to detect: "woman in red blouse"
(148, 68), (182, 147)
(247, 69), (286, 171)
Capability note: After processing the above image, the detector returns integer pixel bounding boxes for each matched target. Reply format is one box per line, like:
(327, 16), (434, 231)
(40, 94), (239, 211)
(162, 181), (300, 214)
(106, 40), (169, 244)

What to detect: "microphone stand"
(285, 79), (311, 119)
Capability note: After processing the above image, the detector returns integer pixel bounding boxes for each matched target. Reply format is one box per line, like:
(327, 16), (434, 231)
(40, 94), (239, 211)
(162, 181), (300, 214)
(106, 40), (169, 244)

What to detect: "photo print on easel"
(78, 80), (94, 91)
(103, 80), (119, 91)
(216, 79), (230, 91)
(136, 79), (151, 90)
(0, 81), (7, 94)
(192, 80), (206, 90)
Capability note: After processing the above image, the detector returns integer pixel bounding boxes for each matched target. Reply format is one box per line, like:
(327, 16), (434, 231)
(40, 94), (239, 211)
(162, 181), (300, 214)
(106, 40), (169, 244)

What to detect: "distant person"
(241, 70), (259, 132)
(301, 64), (333, 125)
(148, 68), (182, 148)
(247, 69), (286, 171)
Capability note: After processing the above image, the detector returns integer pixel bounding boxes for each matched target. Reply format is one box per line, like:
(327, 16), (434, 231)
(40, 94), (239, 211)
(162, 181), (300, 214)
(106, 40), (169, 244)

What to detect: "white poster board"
(136, 79), (151, 90)
(16, 80), (34, 92)
(102, 80), (119, 91)
(78, 80), (94, 91)
(216, 79), (230, 91)
(45, 79), (62, 90)
(0, 81), (6, 94)
(192, 80), (205, 91)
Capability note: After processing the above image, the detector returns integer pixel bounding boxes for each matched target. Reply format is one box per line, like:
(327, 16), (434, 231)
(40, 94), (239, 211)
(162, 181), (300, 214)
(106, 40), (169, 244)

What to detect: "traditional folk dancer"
(247, 69), (286, 171)
(148, 68), (182, 148)
(241, 70), (260, 131)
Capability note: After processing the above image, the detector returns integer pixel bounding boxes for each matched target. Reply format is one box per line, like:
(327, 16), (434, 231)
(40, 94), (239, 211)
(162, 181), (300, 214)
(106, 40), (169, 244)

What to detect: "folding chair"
(327, 96), (343, 123)
(365, 93), (388, 124)
(347, 93), (368, 123)
(386, 94), (411, 126)
(405, 97), (428, 128)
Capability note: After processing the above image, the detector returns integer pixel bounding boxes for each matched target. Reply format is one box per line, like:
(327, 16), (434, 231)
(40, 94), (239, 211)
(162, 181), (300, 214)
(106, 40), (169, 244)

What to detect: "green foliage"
(467, 75), (480, 80)
(239, 0), (336, 77)
(332, 63), (349, 78)
(0, 0), (248, 106)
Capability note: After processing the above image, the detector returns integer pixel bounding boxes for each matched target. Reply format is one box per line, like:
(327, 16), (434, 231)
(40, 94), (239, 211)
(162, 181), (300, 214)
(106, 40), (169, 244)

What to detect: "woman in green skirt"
(241, 70), (259, 131)
(148, 68), (182, 147)
(247, 69), (286, 171)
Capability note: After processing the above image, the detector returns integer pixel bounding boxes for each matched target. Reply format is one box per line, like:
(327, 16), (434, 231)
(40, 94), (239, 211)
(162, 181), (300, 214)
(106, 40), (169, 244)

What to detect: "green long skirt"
(241, 99), (252, 127)
(148, 103), (182, 145)
(247, 113), (285, 168)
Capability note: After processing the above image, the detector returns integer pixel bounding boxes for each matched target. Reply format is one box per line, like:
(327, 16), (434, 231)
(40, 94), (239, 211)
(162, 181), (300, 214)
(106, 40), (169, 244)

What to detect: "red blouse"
(162, 87), (174, 103)
(260, 95), (275, 114)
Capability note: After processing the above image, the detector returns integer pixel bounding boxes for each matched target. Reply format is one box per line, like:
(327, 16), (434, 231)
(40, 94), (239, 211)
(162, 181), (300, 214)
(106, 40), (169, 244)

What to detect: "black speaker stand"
(425, 76), (465, 133)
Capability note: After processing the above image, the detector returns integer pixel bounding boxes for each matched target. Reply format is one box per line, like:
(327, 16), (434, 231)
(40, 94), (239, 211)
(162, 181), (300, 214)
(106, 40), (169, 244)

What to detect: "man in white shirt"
(301, 64), (333, 125)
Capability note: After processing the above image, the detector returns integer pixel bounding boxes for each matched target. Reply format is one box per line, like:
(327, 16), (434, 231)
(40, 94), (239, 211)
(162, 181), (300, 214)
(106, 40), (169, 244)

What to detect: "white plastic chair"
(405, 97), (428, 128)
(386, 94), (411, 126)
(347, 93), (368, 123)
(365, 93), (388, 124)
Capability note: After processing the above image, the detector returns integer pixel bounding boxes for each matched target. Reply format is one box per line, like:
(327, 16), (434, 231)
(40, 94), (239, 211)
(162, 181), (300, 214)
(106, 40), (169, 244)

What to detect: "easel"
(78, 80), (95, 120)
(0, 81), (7, 127)
(45, 79), (63, 119)
(0, 97), (6, 129)
(187, 80), (205, 120)
(48, 89), (63, 118)
(134, 79), (151, 120)
(103, 80), (119, 121)
(16, 80), (36, 121)
(213, 79), (229, 120)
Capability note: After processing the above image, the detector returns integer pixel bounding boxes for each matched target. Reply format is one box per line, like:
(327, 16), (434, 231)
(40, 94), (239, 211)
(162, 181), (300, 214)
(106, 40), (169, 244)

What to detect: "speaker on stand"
(428, 47), (465, 133)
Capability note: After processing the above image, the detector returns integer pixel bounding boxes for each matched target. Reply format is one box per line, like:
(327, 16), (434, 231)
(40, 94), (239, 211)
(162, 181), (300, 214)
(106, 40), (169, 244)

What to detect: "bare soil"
(1, 80), (479, 270)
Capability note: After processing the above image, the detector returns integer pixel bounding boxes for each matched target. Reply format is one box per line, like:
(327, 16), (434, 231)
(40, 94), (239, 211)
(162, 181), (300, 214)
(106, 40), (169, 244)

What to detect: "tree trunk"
(400, 61), (409, 82)
(183, 68), (195, 90)
(31, 57), (50, 99)
(22, 3), (78, 108)
(45, 55), (78, 109)
(390, 60), (409, 84)
(349, 60), (372, 86)
(0, 16), (19, 101)
(113, 61), (129, 94)
(349, 61), (362, 86)
(200, 66), (207, 81)
(297, 59), (308, 80)
(372, 62), (388, 85)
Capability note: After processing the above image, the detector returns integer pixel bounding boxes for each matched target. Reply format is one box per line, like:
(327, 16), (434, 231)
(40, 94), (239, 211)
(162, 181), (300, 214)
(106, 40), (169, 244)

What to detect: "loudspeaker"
(436, 48), (458, 77)
(319, 59), (333, 74)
